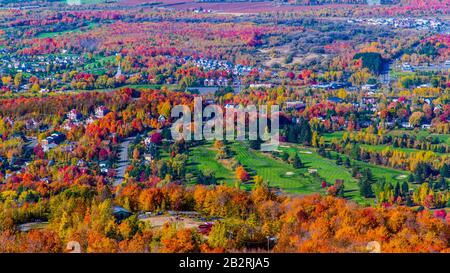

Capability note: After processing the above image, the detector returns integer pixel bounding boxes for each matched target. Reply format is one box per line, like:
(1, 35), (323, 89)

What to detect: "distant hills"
(196, 0), (401, 5)
(284, 0), (399, 4)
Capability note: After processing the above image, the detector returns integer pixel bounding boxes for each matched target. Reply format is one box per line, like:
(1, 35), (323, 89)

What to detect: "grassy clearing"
(389, 69), (416, 79)
(279, 145), (364, 202)
(326, 150), (409, 182)
(188, 143), (235, 185)
(387, 129), (450, 145)
(37, 23), (98, 38)
(37, 29), (81, 38)
(325, 130), (450, 146)
(231, 142), (324, 194)
(322, 131), (344, 142)
(186, 141), (411, 204)
(360, 144), (447, 156)
(83, 55), (116, 74)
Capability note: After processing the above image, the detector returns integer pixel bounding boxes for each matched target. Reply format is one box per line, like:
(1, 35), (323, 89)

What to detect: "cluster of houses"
(192, 57), (260, 76)
(192, 8), (212, 13)
(0, 52), (81, 76)
(63, 106), (110, 131)
(348, 17), (444, 30)
(0, 52), (82, 92)
(41, 132), (66, 152)
(285, 91), (441, 130)
(400, 61), (450, 72)
(40, 106), (111, 152)
(311, 82), (352, 90)
(203, 77), (229, 87)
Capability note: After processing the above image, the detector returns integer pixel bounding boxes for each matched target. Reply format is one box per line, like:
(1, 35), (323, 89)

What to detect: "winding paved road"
(113, 137), (132, 187)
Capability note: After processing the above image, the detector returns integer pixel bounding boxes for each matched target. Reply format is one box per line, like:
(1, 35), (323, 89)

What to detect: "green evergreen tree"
(359, 169), (374, 198)
(440, 163), (450, 178)
(292, 153), (303, 169)
(281, 151), (289, 162)
(344, 157), (351, 168)
(394, 182), (401, 198)
(401, 181), (409, 196)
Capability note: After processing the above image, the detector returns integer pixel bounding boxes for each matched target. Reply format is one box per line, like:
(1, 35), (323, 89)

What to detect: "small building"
(62, 121), (77, 131)
(143, 153), (153, 163)
(112, 206), (132, 222)
(95, 106), (110, 119)
(402, 63), (414, 72)
(204, 79), (214, 87)
(328, 97), (343, 104)
(25, 119), (38, 130)
(249, 83), (273, 89)
(144, 137), (153, 147)
(42, 132), (66, 152)
(67, 109), (82, 122)
(158, 115), (166, 123)
(362, 84), (378, 91)
(401, 122), (413, 129)
(285, 101), (306, 110)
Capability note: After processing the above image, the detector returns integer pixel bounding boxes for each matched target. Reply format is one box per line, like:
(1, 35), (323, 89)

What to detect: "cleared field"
(83, 55), (116, 75)
(140, 215), (202, 230)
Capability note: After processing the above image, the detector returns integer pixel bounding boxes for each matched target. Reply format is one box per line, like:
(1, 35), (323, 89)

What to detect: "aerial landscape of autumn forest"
(0, 0), (450, 258)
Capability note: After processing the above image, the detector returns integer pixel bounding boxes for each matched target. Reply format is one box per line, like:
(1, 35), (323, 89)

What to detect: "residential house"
(95, 106), (110, 119)
(41, 132), (66, 152)
(67, 109), (82, 122)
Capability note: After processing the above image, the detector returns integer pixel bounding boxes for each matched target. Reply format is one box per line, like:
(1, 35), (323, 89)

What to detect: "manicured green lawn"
(37, 23), (98, 38)
(325, 130), (450, 146)
(322, 131), (344, 142)
(37, 29), (79, 38)
(83, 55), (116, 73)
(186, 141), (412, 204)
(279, 145), (363, 202)
(389, 69), (416, 79)
(360, 144), (447, 156)
(188, 143), (234, 185)
(231, 142), (323, 194)
(387, 129), (450, 145)
(334, 152), (408, 181)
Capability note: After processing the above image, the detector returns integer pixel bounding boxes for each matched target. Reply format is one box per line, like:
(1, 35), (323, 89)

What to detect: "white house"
(95, 106), (110, 119)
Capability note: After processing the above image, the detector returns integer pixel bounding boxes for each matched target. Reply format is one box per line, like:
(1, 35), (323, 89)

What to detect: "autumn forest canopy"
(0, 0), (449, 255)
